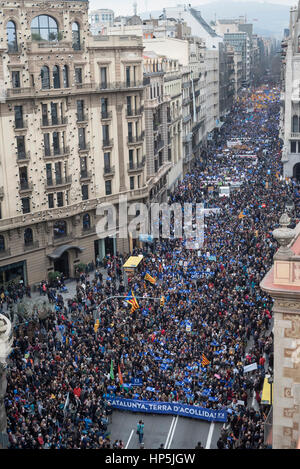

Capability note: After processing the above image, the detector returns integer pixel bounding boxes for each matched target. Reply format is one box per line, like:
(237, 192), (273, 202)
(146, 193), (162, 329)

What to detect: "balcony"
(45, 175), (72, 189)
(127, 157), (146, 173)
(14, 120), (27, 131)
(81, 226), (96, 236)
(154, 140), (165, 154)
(24, 240), (40, 252)
(127, 133), (144, 145)
(78, 143), (90, 153)
(126, 107), (144, 117)
(80, 170), (92, 181)
(103, 165), (115, 177)
(98, 80), (144, 91)
(17, 151), (31, 163)
(0, 187), (4, 199)
(102, 139), (114, 149)
(19, 181), (33, 193)
(101, 110), (112, 120)
(76, 113), (88, 123)
(41, 116), (68, 128)
(291, 132), (300, 139)
(44, 147), (70, 159)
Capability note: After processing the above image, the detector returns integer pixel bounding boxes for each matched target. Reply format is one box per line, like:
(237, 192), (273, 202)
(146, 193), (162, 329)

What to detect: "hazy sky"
(89, 0), (297, 16)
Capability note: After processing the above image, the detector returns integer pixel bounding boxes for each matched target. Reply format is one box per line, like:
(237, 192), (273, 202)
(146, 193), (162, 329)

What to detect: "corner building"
(0, 0), (148, 285)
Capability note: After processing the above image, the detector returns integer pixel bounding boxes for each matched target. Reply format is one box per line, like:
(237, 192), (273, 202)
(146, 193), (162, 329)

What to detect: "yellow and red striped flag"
(145, 272), (156, 285)
(202, 353), (210, 367)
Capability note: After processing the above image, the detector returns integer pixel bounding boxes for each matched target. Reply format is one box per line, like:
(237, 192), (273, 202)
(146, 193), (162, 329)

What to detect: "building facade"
(281, 4), (300, 179)
(89, 9), (115, 36)
(261, 214), (300, 449)
(0, 0), (148, 285)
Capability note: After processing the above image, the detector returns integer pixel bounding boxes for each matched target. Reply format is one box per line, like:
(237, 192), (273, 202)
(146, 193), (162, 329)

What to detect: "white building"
(281, 3), (300, 178)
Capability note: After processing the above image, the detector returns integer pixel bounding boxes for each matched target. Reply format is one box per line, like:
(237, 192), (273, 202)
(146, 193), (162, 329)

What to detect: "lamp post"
(0, 314), (13, 449)
(268, 375), (273, 406)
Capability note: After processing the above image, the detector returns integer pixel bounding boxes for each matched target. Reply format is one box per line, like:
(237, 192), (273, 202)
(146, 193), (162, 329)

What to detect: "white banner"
(243, 363), (258, 373)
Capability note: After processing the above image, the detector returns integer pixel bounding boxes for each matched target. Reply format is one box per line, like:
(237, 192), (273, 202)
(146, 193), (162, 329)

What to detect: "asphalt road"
(109, 410), (223, 450)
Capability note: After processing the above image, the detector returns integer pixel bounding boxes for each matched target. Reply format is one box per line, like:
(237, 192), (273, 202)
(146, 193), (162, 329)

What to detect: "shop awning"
(47, 245), (83, 260)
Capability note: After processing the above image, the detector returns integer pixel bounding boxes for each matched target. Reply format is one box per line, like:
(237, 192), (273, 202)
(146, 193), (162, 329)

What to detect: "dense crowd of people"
(3, 84), (299, 449)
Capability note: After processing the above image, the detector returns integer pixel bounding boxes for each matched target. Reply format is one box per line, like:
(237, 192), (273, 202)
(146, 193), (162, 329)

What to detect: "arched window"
(53, 220), (67, 238)
(41, 66), (50, 89)
(0, 235), (5, 252)
(31, 15), (59, 42)
(7, 21), (18, 52)
(53, 66), (60, 89)
(83, 213), (91, 231)
(63, 65), (69, 88)
(24, 228), (33, 246)
(72, 22), (81, 50)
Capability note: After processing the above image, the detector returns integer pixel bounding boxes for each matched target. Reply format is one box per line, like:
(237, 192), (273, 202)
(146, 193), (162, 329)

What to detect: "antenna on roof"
(133, 1), (137, 16)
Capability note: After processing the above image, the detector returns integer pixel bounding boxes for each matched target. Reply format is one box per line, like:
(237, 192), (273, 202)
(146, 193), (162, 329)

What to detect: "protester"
(5, 84), (288, 449)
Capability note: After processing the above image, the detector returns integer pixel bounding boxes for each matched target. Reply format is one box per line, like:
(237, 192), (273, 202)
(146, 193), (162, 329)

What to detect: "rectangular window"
(154, 159), (158, 173)
(14, 105), (23, 129)
(44, 133), (51, 156)
(16, 136), (26, 159)
(46, 163), (52, 186)
(127, 96), (132, 115)
(104, 152), (110, 170)
(53, 132), (60, 155)
(80, 156), (87, 177)
(129, 149), (134, 169)
(57, 191), (64, 207)
(77, 100), (84, 122)
(78, 127), (86, 150)
(48, 193), (54, 209)
(12, 71), (20, 88)
(105, 180), (112, 195)
(75, 68), (82, 84)
(130, 176), (134, 190)
(82, 184), (89, 200)
(100, 67), (107, 89)
(128, 122), (133, 142)
(42, 103), (48, 126)
(138, 175), (141, 188)
(21, 197), (30, 214)
(101, 97), (108, 118)
(126, 66), (131, 87)
(102, 125), (109, 144)
(291, 141), (297, 153)
(51, 102), (58, 125)
(55, 162), (62, 184)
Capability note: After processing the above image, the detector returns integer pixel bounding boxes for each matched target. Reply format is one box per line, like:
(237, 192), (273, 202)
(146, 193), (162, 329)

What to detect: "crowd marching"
(3, 83), (299, 449)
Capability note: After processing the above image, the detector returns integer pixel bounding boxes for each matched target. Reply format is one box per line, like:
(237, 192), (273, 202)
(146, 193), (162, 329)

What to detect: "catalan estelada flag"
(202, 353), (210, 367)
(144, 272), (156, 285)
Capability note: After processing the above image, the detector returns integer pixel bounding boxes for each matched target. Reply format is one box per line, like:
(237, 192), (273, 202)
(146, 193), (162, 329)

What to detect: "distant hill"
(141, 1), (290, 38)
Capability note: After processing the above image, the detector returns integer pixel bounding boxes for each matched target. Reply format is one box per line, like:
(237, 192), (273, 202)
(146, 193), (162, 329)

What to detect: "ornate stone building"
(261, 213), (300, 449)
(0, 0), (147, 285)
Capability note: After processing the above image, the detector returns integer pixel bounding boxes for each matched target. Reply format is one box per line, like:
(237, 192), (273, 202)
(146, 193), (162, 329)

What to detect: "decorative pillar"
(0, 314), (13, 449)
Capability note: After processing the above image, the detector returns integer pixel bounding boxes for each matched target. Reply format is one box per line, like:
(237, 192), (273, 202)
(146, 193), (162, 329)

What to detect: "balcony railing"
(102, 139), (114, 149)
(127, 107), (144, 117)
(80, 170), (92, 181)
(103, 165), (115, 177)
(78, 143), (90, 152)
(127, 157), (146, 172)
(19, 181), (33, 192)
(14, 119), (27, 130)
(53, 233), (74, 245)
(44, 146), (70, 158)
(76, 113), (88, 122)
(41, 116), (68, 127)
(97, 80), (144, 91)
(17, 151), (31, 162)
(101, 111), (112, 120)
(154, 140), (165, 154)
(45, 175), (72, 188)
(128, 132), (144, 144)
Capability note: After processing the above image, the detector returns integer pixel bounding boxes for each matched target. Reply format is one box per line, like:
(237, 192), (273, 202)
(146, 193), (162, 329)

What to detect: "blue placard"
(131, 378), (143, 387)
(107, 398), (227, 423)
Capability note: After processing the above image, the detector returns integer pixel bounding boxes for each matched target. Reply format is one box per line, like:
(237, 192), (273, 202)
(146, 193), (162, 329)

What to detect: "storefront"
(0, 260), (27, 286)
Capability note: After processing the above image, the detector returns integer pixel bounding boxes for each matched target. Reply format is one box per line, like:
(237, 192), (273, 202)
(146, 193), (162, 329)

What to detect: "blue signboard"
(107, 398), (227, 423)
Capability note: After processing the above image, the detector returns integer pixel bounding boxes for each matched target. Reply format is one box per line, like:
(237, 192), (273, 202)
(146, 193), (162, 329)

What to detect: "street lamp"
(268, 375), (273, 406)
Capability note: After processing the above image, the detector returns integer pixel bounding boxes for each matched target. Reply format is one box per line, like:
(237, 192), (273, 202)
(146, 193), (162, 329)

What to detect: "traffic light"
(160, 296), (165, 307)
